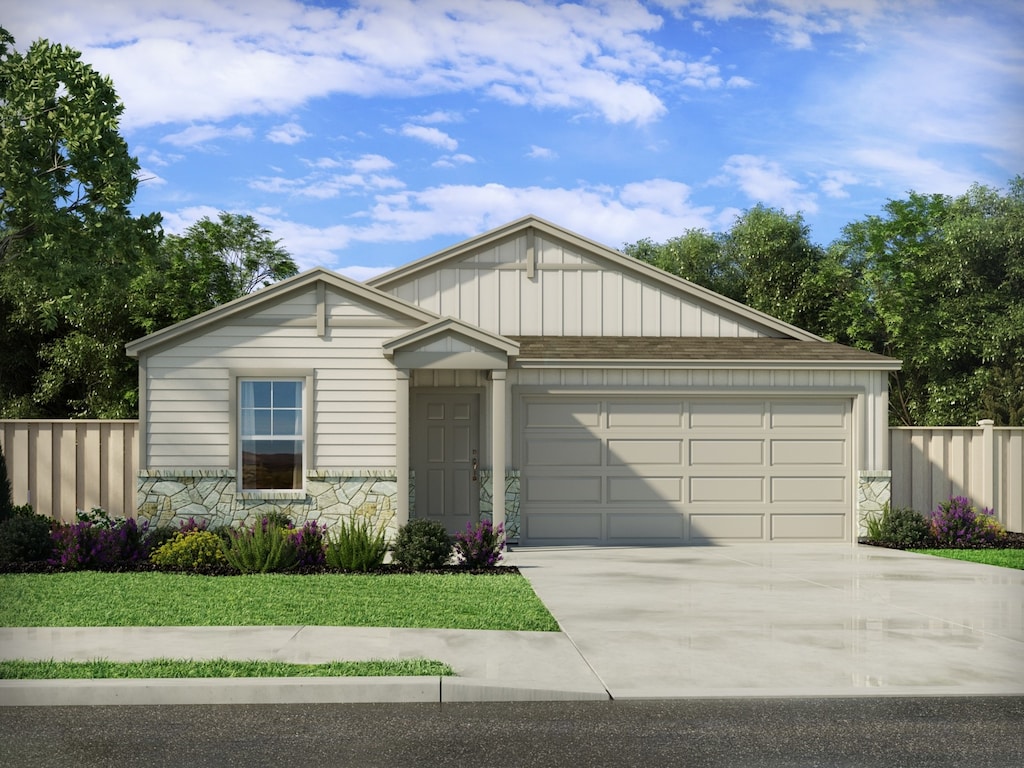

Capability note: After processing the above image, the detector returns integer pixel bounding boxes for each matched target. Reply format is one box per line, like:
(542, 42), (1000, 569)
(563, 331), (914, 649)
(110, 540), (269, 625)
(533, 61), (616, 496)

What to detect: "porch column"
(490, 369), (507, 532)
(395, 368), (410, 528)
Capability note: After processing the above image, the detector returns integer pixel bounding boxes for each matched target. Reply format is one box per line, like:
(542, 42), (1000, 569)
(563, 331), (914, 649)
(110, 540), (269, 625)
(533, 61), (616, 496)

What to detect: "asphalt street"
(2, 697), (1022, 768)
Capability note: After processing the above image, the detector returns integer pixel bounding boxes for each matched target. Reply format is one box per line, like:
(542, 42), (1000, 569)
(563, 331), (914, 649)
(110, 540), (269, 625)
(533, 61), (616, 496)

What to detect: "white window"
(239, 379), (304, 490)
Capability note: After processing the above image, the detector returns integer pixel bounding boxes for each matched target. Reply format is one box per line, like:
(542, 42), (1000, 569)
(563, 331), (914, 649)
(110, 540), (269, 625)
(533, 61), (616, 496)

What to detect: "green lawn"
(0, 658), (453, 679)
(908, 548), (1024, 570)
(0, 571), (559, 631)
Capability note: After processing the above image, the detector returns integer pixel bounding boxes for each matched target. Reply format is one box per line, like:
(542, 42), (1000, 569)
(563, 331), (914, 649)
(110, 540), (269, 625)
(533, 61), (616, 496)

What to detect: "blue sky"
(7, 0), (1023, 279)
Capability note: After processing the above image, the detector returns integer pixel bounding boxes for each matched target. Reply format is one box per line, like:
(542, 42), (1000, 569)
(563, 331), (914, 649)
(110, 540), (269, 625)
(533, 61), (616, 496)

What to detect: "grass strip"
(0, 658), (453, 679)
(0, 572), (560, 631)
(908, 549), (1024, 570)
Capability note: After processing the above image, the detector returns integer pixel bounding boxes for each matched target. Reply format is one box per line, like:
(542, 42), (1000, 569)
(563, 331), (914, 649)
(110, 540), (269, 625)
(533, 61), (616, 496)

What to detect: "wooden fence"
(890, 421), (1024, 533)
(0, 420), (138, 522)
(2, 419), (1023, 533)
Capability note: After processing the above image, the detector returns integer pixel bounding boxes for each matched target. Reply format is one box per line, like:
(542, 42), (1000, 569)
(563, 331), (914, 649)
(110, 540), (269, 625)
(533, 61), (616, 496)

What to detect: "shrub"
(930, 496), (1005, 548)
(392, 518), (452, 570)
(0, 510), (54, 563)
(325, 516), (389, 571)
(144, 525), (180, 553)
(864, 503), (932, 548)
(453, 520), (505, 568)
(150, 530), (228, 569)
(220, 519), (298, 573)
(49, 511), (151, 570)
(290, 520), (328, 567)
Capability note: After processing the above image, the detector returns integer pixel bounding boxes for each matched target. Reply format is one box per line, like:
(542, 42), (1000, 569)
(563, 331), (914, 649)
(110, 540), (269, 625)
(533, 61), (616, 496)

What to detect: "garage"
(519, 395), (853, 544)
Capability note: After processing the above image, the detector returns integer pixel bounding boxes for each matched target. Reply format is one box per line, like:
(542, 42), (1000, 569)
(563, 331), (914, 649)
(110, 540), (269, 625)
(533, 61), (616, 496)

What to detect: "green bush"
(864, 503), (932, 548)
(325, 516), (388, 571)
(392, 518), (452, 570)
(0, 508), (53, 563)
(219, 520), (298, 573)
(150, 531), (228, 569)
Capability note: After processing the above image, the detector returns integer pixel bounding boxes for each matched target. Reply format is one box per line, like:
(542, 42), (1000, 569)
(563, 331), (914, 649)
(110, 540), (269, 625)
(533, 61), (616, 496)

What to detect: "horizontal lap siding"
(383, 232), (767, 338)
(145, 308), (415, 468)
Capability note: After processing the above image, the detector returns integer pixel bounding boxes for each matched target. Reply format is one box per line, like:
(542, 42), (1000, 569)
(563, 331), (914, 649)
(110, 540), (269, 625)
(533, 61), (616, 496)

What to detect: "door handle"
(472, 451), (478, 482)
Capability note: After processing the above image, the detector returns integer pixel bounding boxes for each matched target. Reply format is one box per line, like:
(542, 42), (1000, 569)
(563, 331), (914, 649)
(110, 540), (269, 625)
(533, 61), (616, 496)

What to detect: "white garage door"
(519, 396), (852, 544)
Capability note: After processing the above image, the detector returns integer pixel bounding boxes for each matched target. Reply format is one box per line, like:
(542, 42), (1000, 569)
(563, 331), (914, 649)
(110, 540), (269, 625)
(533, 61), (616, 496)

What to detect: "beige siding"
(141, 283), (418, 469)
(379, 232), (771, 338)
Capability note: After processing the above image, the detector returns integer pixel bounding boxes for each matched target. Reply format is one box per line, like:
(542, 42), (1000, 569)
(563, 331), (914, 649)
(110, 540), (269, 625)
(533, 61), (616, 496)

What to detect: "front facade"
(127, 216), (899, 544)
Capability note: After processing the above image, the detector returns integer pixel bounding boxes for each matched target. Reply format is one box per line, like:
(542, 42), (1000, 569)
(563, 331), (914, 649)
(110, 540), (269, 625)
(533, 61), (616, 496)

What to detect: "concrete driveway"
(508, 543), (1024, 699)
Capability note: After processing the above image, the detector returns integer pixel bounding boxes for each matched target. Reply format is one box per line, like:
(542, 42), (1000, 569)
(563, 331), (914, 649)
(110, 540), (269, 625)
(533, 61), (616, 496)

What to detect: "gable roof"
(125, 266), (438, 357)
(384, 317), (520, 356)
(368, 215), (824, 342)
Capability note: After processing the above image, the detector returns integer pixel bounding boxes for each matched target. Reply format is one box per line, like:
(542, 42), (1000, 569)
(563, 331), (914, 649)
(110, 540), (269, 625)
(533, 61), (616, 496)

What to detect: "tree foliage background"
(0, 29), (296, 418)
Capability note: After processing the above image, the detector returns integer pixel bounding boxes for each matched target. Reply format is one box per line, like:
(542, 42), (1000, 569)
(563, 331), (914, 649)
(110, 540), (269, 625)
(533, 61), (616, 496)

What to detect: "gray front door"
(411, 392), (480, 534)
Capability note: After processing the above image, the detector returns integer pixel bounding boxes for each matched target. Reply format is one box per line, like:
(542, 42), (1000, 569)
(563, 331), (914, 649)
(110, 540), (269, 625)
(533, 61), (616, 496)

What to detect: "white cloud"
(819, 170), (858, 198)
(415, 110), (462, 124)
(527, 145), (558, 160)
(161, 123), (253, 147)
(721, 155), (819, 213)
(3, 0), (735, 129)
(432, 154), (476, 168)
(266, 122), (310, 145)
(401, 124), (458, 151)
(350, 154), (395, 173)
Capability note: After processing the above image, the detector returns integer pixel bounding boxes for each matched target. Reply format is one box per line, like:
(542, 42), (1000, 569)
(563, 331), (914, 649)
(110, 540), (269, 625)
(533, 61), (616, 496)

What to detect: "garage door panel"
(771, 439), (846, 465)
(607, 401), (683, 428)
(689, 476), (764, 503)
(526, 438), (602, 466)
(771, 513), (846, 540)
(608, 439), (682, 465)
(607, 476), (682, 503)
(690, 401), (764, 428)
(689, 439), (764, 465)
(526, 512), (602, 540)
(771, 402), (846, 428)
(771, 476), (847, 503)
(526, 475), (602, 502)
(525, 401), (601, 428)
(607, 513), (684, 540)
(689, 514), (764, 540)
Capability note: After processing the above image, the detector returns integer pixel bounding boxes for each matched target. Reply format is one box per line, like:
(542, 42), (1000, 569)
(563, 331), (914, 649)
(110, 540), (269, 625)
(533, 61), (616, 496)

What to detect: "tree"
(834, 179), (1024, 425)
(135, 213), (298, 334)
(625, 206), (861, 343)
(0, 27), (161, 418)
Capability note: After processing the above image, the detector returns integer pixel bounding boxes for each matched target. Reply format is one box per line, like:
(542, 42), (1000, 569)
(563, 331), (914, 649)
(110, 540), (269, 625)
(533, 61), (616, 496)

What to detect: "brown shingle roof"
(509, 336), (899, 365)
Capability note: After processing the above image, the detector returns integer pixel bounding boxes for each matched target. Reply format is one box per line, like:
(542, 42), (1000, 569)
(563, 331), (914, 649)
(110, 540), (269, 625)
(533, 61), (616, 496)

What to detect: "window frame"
(231, 371), (313, 495)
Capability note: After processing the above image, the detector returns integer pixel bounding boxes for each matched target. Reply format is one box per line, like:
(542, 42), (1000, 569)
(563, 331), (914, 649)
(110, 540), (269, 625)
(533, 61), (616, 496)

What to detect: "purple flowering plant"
(453, 519), (505, 568)
(290, 520), (328, 567)
(929, 496), (1005, 548)
(49, 509), (151, 569)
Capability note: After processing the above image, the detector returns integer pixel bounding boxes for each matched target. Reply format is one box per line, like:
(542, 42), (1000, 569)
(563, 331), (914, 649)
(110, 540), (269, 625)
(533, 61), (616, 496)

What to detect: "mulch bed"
(860, 530), (1024, 550)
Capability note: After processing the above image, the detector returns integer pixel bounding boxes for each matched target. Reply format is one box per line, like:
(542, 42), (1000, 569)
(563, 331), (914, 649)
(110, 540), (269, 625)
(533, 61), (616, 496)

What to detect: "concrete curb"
(0, 677), (611, 706)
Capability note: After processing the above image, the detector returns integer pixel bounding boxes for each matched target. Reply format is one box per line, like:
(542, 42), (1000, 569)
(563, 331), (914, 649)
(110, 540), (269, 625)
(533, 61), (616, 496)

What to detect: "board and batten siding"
(141, 285), (418, 469)
(386, 232), (771, 338)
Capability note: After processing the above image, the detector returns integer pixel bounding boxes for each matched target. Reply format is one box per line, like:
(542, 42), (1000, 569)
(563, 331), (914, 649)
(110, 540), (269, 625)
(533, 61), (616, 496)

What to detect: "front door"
(411, 392), (480, 534)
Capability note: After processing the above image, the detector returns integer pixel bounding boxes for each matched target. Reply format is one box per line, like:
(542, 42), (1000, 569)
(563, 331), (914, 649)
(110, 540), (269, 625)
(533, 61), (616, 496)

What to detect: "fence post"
(977, 419), (996, 512)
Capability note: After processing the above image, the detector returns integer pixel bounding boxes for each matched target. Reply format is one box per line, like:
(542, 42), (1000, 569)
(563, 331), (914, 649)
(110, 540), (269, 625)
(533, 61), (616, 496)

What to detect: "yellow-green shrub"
(149, 531), (227, 568)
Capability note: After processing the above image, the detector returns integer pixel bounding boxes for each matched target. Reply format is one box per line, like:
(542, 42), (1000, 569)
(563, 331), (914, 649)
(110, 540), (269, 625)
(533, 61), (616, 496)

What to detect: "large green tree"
(835, 179), (1024, 426)
(0, 27), (162, 418)
(135, 212), (298, 334)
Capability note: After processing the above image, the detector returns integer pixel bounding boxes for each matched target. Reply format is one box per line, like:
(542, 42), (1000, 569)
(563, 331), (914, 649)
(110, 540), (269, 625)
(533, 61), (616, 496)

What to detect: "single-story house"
(126, 216), (900, 544)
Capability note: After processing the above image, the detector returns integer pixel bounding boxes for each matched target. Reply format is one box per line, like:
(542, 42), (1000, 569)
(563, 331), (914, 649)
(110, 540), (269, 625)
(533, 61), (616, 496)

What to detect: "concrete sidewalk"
(2, 544), (1022, 705)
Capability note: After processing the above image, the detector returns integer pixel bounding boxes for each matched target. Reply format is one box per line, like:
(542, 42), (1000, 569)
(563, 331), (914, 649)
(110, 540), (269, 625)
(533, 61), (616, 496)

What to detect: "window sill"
(238, 490), (308, 501)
